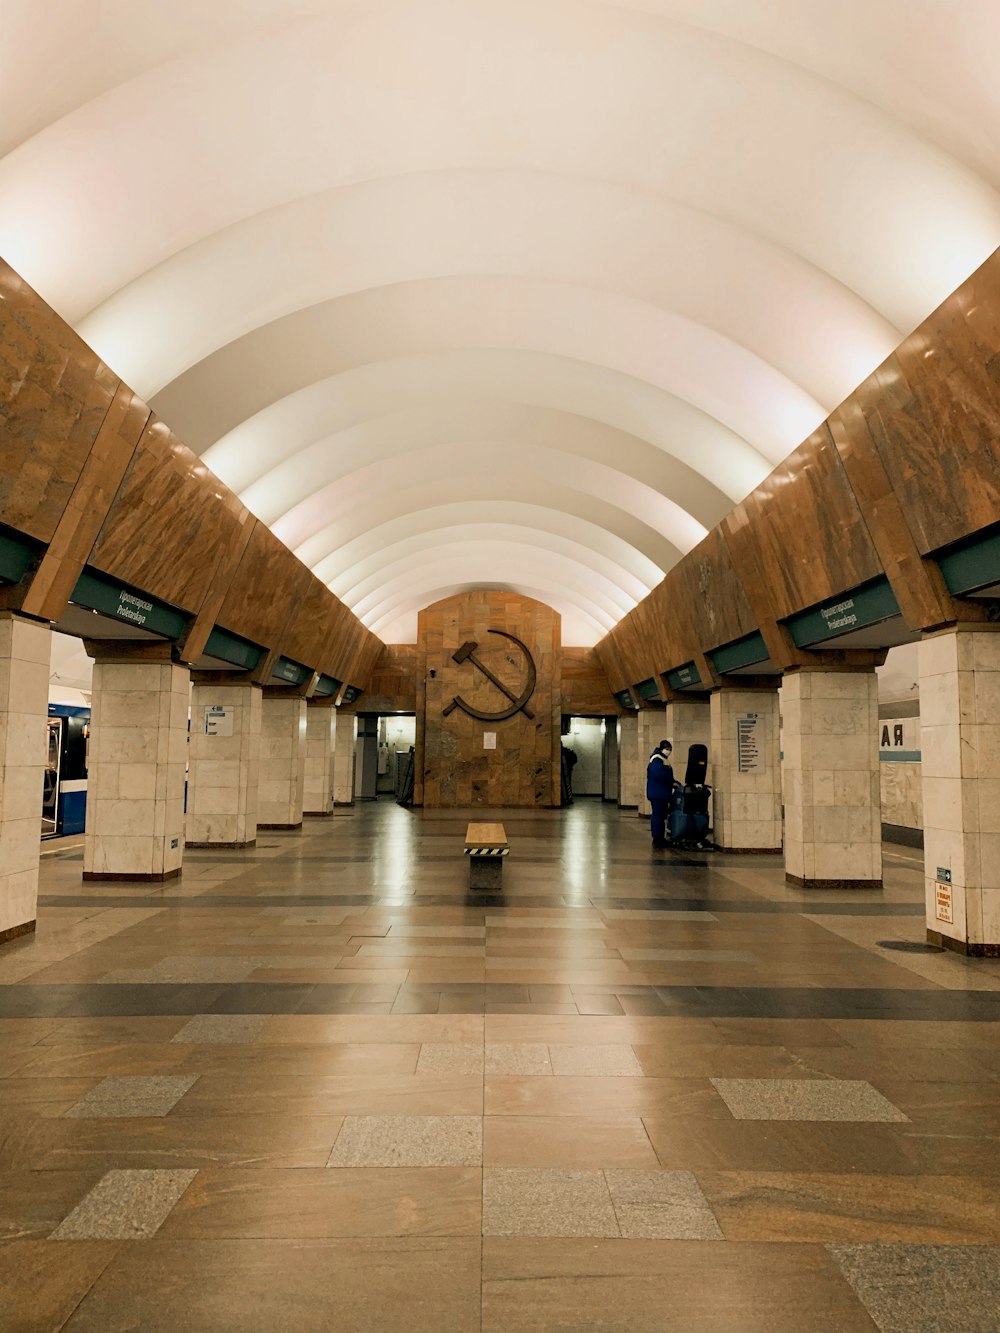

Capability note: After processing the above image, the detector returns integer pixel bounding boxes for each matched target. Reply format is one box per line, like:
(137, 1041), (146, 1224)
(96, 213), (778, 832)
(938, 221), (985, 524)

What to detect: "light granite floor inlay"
(485, 1042), (553, 1075)
(171, 1014), (270, 1044)
(327, 1116), (483, 1167)
(710, 1078), (910, 1122)
(828, 1243), (1000, 1333)
(50, 1169), (198, 1240)
(63, 1075), (199, 1118)
(415, 1043), (485, 1075)
(605, 1168), (724, 1239)
(483, 1167), (619, 1237)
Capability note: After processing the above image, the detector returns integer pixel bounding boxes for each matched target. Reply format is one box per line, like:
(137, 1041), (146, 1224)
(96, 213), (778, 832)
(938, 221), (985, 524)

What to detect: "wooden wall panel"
(89, 417), (248, 614)
(0, 261), (120, 542)
(668, 528), (756, 651)
(217, 521), (313, 650)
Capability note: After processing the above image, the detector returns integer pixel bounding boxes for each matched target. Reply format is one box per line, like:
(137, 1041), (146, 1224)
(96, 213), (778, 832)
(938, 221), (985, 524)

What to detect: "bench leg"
(469, 856), (503, 890)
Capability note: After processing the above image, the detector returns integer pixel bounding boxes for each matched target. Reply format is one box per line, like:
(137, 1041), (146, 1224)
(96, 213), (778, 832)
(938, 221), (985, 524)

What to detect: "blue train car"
(42, 705), (89, 839)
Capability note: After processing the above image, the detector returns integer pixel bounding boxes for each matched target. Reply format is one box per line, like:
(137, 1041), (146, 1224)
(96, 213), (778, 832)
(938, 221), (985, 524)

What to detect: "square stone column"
(186, 682), (261, 848)
(709, 688), (782, 852)
(332, 711), (357, 806)
(617, 713), (641, 809)
(664, 697), (712, 781)
(0, 614), (49, 943)
(636, 708), (666, 816)
(304, 705), (335, 816)
(258, 695), (307, 829)
(781, 668), (881, 888)
(84, 656), (189, 881)
(920, 627), (1000, 956)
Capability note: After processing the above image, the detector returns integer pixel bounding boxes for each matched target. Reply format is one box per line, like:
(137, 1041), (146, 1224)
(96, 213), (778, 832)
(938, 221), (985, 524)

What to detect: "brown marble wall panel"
(17, 384), (150, 621)
(360, 644), (420, 713)
(217, 521), (311, 650)
(281, 571), (345, 670)
(561, 647), (618, 715)
(667, 529), (756, 652)
(417, 591), (560, 808)
(848, 255), (1000, 554)
(88, 417), (247, 614)
(0, 261), (120, 542)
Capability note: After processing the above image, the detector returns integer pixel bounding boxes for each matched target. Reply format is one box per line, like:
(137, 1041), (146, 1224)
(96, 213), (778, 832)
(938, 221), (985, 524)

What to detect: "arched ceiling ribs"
(338, 527), (647, 613)
(155, 277), (812, 465)
(351, 545), (630, 628)
(202, 351), (758, 507)
(318, 503), (662, 597)
(77, 171), (901, 408)
(270, 440), (707, 561)
(295, 475), (682, 574)
(243, 401), (728, 540)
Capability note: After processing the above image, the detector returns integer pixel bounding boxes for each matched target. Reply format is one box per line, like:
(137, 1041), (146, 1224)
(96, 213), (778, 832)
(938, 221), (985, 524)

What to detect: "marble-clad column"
(258, 695), (307, 829)
(332, 711), (357, 806)
(304, 705), (334, 816)
(709, 687), (782, 852)
(84, 650), (189, 881)
(617, 713), (641, 809)
(0, 614), (49, 942)
(781, 668), (881, 889)
(186, 681), (261, 848)
(920, 626), (1000, 955)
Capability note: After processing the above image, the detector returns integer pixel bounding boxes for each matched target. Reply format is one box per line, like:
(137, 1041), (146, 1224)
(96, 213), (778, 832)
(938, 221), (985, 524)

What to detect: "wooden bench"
(464, 821), (508, 890)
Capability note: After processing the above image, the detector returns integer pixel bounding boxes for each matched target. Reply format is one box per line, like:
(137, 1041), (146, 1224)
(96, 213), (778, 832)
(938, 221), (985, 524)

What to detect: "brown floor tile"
(0, 1240), (120, 1333)
(180, 1042), (421, 1076)
(160, 1166), (481, 1238)
(259, 1015), (484, 1044)
(485, 1075), (729, 1119)
(0, 1169), (103, 1240)
(39, 1017), (191, 1045)
(701, 1170), (1000, 1244)
(481, 1237), (879, 1332)
(484, 1115), (658, 1168)
(632, 1043), (824, 1079)
(0, 1077), (99, 1117)
(171, 1072), (484, 1117)
(15, 1043), (196, 1079)
(63, 1238), (481, 1333)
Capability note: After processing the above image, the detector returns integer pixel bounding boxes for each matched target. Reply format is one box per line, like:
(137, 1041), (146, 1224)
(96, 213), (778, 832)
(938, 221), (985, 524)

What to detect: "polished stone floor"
(2, 799), (1000, 1332)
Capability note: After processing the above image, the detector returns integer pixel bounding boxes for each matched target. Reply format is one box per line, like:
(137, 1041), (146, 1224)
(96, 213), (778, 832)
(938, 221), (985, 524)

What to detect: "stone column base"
(83, 868), (182, 882)
(303, 810), (334, 818)
(927, 929), (1000, 958)
(185, 839), (256, 850)
(786, 873), (883, 890)
(257, 821), (303, 831)
(719, 845), (782, 855)
(0, 920), (36, 945)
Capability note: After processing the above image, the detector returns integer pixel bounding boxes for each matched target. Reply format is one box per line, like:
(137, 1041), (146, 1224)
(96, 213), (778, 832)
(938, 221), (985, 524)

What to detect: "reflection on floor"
(3, 800), (1000, 1332)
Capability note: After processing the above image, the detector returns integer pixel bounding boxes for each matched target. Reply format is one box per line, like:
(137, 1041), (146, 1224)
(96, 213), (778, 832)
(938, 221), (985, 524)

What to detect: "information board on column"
(204, 705), (234, 737)
(736, 712), (764, 773)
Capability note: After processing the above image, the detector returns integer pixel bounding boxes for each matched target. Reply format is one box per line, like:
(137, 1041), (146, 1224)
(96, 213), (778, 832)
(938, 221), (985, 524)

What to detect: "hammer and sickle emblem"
(442, 630), (537, 721)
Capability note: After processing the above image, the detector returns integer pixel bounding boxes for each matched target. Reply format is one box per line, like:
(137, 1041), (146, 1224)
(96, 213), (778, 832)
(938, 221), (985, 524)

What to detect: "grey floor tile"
(828, 1244), (1000, 1333)
(63, 1075), (199, 1118)
(328, 1116), (483, 1167)
(485, 1043), (553, 1075)
(50, 1169), (197, 1240)
(103, 957), (258, 984)
(711, 1078), (910, 1122)
(483, 1167), (619, 1237)
(416, 1043), (484, 1075)
(171, 1014), (270, 1044)
(604, 1168), (723, 1239)
(548, 1044), (643, 1076)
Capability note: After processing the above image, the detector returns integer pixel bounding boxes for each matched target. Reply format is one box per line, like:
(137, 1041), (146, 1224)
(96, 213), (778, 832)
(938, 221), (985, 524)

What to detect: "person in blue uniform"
(646, 739), (674, 849)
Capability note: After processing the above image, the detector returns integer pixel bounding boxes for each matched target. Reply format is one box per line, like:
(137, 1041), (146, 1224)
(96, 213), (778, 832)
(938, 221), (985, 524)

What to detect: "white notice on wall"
(736, 712), (764, 773)
(483, 732), (497, 750)
(935, 880), (954, 924)
(204, 705), (234, 737)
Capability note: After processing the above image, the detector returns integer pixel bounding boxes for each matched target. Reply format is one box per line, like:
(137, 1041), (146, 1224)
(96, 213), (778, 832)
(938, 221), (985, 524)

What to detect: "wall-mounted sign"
(635, 678), (661, 701)
(786, 576), (901, 647)
(0, 530), (32, 585)
(879, 717), (921, 762)
(614, 688), (638, 710)
(709, 630), (769, 675)
(664, 662), (701, 691)
(271, 656), (310, 685)
(71, 569), (188, 639)
(203, 705), (234, 737)
(483, 732), (497, 750)
(935, 879), (954, 924)
(736, 712), (764, 773)
(203, 627), (264, 671)
(442, 629), (537, 722)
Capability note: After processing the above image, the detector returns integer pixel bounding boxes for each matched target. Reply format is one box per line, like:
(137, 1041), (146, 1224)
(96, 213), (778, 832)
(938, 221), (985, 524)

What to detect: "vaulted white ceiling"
(3, 0), (1000, 644)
